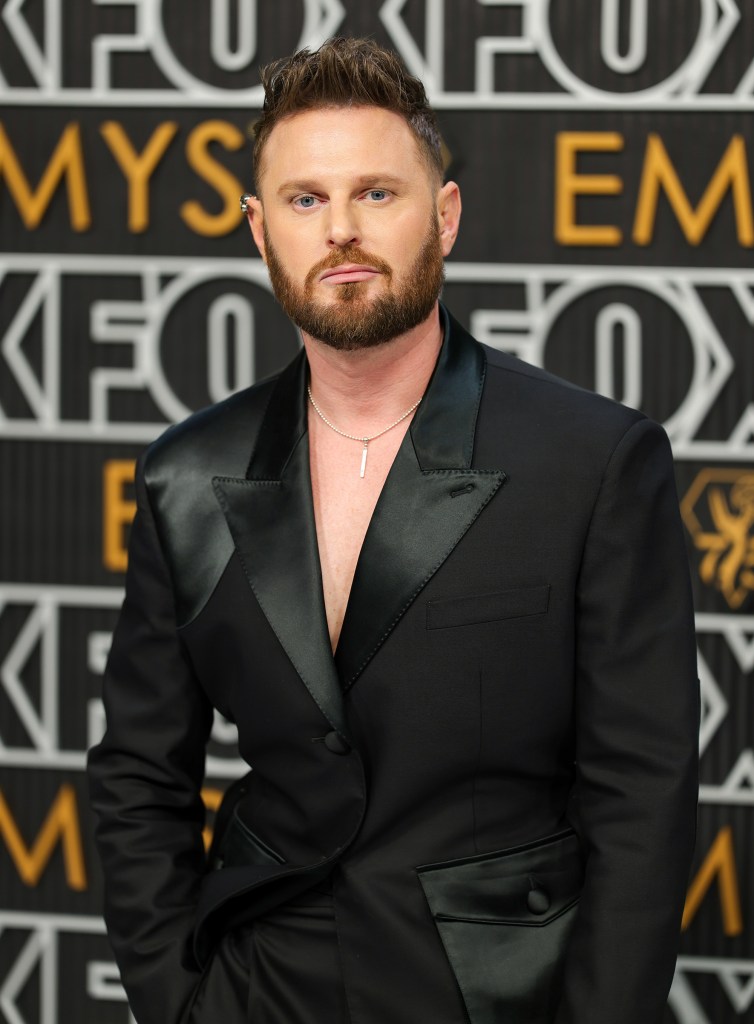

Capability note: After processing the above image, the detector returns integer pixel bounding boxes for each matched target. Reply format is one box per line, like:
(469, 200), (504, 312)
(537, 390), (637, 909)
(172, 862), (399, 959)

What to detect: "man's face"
(247, 106), (460, 351)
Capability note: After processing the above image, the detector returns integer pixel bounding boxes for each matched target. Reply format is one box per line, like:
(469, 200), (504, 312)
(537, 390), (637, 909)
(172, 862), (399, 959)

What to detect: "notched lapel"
(335, 307), (507, 688)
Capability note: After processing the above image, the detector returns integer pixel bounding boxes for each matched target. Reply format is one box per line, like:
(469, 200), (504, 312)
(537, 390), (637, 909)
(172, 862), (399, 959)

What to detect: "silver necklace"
(307, 384), (421, 478)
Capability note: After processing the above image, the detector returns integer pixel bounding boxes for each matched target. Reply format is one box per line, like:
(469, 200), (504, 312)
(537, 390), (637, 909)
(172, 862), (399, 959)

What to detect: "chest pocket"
(426, 585), (550, 630)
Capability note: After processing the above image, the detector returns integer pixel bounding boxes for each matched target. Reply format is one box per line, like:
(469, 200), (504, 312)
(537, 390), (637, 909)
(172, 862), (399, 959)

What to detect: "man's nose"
(326, 199), (360, 248)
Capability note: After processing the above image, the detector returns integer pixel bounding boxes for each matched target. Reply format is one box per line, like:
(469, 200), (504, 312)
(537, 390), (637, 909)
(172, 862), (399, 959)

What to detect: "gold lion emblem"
(681, 469), (754, 610)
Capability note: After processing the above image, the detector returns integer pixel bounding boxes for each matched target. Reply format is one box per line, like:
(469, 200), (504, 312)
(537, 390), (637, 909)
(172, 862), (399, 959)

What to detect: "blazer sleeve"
(87, 453), (214, 1024)
(556, 417), (699, 1023)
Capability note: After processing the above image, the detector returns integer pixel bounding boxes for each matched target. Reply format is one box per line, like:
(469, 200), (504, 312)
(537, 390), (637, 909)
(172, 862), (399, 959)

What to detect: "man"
(88, 37), (699, 1024)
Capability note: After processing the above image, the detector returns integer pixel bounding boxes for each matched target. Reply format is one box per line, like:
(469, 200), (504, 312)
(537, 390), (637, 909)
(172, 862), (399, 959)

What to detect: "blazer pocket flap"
(426, 585), (550, 630)
(417, 828), (582, 926)
(216, 807), (287, 869)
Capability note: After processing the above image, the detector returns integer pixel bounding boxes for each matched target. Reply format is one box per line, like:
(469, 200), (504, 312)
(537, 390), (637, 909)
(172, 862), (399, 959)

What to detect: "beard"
(263, 216), (445, 352)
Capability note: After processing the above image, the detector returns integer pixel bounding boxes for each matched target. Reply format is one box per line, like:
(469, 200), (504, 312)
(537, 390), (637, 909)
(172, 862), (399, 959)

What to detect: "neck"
(302, 304), (444, 429)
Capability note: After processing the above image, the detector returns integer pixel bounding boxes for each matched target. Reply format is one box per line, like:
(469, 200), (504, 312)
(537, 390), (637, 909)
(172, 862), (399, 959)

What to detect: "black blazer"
(88, 306), (699, 1024)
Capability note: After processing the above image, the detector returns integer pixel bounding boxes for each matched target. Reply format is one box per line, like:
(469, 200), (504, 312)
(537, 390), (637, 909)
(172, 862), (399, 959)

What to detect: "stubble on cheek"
(262, 217), (444, 351)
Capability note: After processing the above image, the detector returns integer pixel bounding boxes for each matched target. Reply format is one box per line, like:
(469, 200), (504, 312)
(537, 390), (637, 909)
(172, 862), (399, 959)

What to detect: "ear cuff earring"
(240, 193), (253, 213)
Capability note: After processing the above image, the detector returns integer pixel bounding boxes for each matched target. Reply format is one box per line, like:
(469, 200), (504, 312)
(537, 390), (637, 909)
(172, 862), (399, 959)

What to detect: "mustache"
(305, 246), (393, 288)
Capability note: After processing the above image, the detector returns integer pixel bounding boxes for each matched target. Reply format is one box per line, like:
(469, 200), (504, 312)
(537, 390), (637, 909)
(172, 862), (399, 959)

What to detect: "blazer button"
(527, 887), (551, 915)
(324, 731), (350, 754)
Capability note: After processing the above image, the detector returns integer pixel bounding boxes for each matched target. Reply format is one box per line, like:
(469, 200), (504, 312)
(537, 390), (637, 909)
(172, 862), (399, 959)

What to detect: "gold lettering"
(0, 784), (87, 890)
(100, 121), (179, 233)
(633, 134), (754, 247)
(103, 459), (136, 573)
(181, 120), (245, 237)
(682, 826), (743, 936)
(0, 121), (91, 231)
(201, 786), (224, 852)
(554, 132), (624, 246)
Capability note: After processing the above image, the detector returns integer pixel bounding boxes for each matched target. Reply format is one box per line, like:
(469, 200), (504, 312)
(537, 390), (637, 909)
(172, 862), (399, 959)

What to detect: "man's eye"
(366, 190), (388, 202)
(294, 195), (318, 208)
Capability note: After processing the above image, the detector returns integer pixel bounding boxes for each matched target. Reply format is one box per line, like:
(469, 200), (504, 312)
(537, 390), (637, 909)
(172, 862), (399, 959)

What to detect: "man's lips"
(319, 264), (380, 285)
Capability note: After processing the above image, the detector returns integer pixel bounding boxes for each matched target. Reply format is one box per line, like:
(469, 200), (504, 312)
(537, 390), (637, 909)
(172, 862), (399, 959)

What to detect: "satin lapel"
(212, 354), (347, 738)
(334, 450), (504, 688)
(335, 307), (507, 689)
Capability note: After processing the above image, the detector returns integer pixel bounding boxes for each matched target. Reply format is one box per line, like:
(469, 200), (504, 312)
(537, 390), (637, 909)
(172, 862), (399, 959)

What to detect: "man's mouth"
(319, 264), (381, 285)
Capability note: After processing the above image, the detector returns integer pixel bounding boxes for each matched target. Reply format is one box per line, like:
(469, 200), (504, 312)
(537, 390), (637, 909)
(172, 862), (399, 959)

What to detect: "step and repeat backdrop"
(1, 2), (753, 1022)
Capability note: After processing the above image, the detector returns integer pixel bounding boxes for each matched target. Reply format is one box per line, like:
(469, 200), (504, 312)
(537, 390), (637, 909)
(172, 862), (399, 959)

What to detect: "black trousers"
(186, 890), (349, 1024)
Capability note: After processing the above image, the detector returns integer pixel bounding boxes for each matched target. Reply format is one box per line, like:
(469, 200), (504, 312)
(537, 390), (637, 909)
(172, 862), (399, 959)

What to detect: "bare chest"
(309, 419), (409, 652)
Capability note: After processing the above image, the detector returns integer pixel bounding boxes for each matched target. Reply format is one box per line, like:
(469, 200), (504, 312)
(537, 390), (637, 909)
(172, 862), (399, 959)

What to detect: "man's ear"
(437, 180), (461, 257)
(245, 195), (266, 263)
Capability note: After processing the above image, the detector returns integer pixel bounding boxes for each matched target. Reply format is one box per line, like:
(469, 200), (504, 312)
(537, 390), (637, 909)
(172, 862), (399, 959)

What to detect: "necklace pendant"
(306, 383), (422, 481)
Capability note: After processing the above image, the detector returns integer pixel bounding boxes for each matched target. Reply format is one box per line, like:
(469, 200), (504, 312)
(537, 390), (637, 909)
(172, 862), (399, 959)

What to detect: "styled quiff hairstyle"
(252, 37), (444, 192)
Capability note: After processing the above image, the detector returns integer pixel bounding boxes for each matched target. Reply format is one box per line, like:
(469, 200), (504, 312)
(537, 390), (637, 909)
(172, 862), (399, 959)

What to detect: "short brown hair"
(252, 37), (444, 192)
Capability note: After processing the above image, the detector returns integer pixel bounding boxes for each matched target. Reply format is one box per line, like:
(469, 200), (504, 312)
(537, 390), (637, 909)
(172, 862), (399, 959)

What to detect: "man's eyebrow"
(276, 174), (410, 195)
